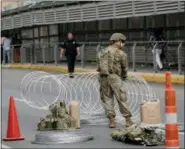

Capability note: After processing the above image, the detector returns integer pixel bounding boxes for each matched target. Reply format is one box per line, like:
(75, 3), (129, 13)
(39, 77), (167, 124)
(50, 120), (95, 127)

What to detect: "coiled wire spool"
(32, 130), (93, 144)
(20, 71), (157, 125)
(20, 71), (62, 110)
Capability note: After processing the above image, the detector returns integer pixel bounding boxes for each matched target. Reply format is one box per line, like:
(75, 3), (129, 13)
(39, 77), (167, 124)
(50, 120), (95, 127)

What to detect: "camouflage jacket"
(97, 45), (128, 79)
(111, 124), (164, 146)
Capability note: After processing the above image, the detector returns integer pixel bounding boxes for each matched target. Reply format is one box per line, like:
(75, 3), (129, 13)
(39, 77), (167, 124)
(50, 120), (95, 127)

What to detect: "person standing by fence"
(60, 32), (80, 78)
(149, 29), (165, 70)
(1, 37), (5, 63)
(3, 36), (12, 64)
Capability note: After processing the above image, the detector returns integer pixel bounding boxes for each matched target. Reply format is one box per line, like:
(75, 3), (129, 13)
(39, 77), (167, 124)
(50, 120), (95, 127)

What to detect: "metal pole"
(3, 46), (5, 64)
(177, 42), (182, 74)
(153, 43), (158, 73)
(30, 45), (32, 64)
(32, 44), (34, 64)
(42, 45), (46, 65)
(132, 43), (137, 72)
(20, 45), (24, 64)
(95, 43), (101, 53)
(54, 45), (58, 66)
(80, 44), (85, 68)
(11, 45), (14, 64)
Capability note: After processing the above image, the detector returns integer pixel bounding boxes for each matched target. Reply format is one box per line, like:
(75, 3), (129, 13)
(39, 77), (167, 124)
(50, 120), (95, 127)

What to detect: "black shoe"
(69, 73), (74, 78)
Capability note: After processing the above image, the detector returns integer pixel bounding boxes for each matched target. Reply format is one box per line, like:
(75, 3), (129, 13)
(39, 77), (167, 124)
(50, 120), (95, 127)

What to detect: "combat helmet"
(110, 33), (126, 41)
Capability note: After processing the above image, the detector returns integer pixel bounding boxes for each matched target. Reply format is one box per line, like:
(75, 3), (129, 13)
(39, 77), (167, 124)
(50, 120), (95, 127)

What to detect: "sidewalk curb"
(2, 64), (184, 84)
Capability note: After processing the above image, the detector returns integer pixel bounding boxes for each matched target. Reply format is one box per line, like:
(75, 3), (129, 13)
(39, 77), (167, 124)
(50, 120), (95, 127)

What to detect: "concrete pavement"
(1, 63), (184, 84)
(1, 68), (184, 148)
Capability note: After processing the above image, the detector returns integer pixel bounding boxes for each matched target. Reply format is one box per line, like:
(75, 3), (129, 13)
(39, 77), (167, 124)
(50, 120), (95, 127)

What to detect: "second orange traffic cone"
(3, 96), (24, 141)
(165, 72), (179, 148)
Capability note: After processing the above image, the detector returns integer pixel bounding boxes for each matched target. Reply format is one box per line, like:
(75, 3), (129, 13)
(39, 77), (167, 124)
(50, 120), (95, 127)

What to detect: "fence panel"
(3, 41), (184, 74)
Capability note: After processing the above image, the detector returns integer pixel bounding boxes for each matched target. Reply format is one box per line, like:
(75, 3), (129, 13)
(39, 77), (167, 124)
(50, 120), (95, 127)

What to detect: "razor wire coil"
(19, 71), (157, 124)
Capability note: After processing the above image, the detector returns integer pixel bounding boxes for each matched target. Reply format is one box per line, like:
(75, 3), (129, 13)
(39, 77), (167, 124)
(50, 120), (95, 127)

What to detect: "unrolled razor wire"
(19, 71), (157, 125)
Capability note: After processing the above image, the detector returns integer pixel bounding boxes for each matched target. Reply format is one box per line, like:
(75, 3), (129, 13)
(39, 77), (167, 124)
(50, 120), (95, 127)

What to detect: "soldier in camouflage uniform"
(97, 33), (133, 128)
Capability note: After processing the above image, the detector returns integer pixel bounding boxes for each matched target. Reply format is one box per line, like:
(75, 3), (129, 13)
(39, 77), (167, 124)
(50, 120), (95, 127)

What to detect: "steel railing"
(2, 40), (184, 74)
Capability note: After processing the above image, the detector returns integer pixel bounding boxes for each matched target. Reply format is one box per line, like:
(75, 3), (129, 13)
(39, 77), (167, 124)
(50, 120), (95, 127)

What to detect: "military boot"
(109, 115), (116, 128)
(125, 117), (134, 127)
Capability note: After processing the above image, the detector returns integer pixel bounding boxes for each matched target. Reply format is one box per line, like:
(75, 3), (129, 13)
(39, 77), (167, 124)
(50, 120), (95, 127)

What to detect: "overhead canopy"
(2, 1), (93, 17)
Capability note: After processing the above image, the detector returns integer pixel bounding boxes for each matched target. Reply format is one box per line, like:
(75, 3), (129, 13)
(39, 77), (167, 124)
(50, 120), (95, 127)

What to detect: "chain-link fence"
(2, 40), (184, 74)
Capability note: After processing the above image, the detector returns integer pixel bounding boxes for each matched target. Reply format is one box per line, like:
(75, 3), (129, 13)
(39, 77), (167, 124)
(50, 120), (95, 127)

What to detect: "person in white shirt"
(3, 36), (12, 64)
(149, 29), (165, 70)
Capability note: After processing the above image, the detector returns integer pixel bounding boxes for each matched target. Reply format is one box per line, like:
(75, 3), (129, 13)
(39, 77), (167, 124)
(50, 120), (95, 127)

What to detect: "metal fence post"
(54, 45), (58, 66)
(31, 44), (34, 64)
(96, 43), (101, 53)
(153, 43), (158, 73)
(80, 44), (85, 68)
(3, 46), (5, 64)
(42, 45), (46, 65)
(132, 43), (137, 72)
(177, 42), (182, 74)
(11, 45), (14, 64)
(20, 45), (24, 64)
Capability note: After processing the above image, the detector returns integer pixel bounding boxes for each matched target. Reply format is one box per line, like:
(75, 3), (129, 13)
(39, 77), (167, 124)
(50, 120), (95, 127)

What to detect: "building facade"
(1, 1), (185, 44)
(1, 1), (185, 67)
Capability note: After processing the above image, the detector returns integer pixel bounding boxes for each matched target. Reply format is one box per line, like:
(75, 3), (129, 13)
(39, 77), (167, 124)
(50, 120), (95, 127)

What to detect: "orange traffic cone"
(3, 96), (24, 141)
(165, 72), (179, 148)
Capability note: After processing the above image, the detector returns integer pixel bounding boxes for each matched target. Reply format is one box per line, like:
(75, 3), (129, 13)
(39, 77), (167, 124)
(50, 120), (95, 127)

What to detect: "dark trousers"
(66, 55), (76, 73)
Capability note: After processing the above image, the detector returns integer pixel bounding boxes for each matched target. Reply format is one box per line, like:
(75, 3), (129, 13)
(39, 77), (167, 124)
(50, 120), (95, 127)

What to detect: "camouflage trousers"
(99, 74), (132, 118)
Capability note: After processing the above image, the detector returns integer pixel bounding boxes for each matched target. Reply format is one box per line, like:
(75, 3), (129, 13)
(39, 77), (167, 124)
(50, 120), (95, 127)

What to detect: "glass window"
(75, 34), (85, 42)
(113, 18), (127, 30)
(58, 24), (68, 33)
(167, 30), (180, 40)
(85, 21), (97, 31)
(153, 15), (165, 28)
(146, 15), (165, 28)
(34, 39), (39, 44)
(67, 23), (75, 32)
(86, 34), (99, 41)
(129, 17), (144, 29)
(50, 37), (58, 43)
(179, 29), (185, 39)
(34, 28), (39, 37)
(21, 28), (33, 38)
(74, 22), (84, 31)
(129, 31), (144, 40)
(146, 16), (154, 28)
(40, 26), (48, 37)
(40, 38), (49, 44)
(99, 33), (111, 41)
(49, 25), (58, 35)
(58, 33), (68, 42)
(98, 20), (111, 30)
(34, 39), (40, 49)
(22, 40), (33, 44)
(50, 37), (58, 47)
(167, 13), (185, 27)
(146, 31), (154, 40)
(178, 13), (185, 26)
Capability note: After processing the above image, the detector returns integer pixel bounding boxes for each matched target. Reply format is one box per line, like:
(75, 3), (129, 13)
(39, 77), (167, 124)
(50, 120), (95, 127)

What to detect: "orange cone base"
(3, 137), (24, 141)
(165, 140), (179, 148)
